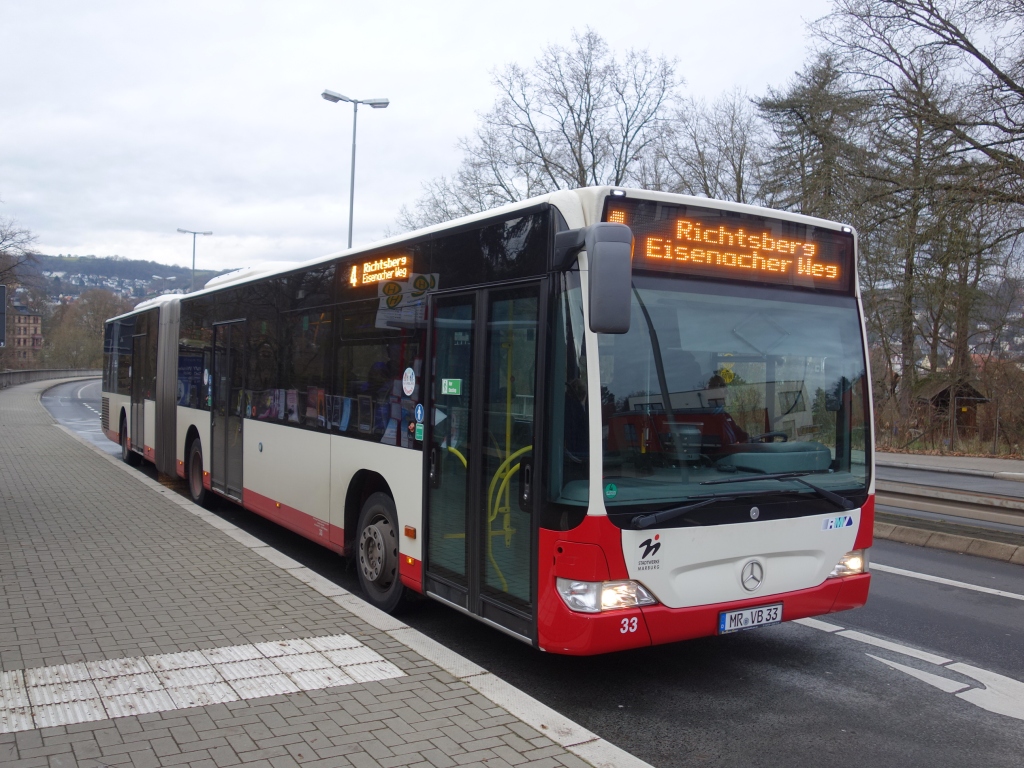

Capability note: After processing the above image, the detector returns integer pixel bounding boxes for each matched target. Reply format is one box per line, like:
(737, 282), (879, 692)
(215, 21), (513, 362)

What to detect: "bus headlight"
(556, 578), (658, 613)
(829, 549), (869, 578)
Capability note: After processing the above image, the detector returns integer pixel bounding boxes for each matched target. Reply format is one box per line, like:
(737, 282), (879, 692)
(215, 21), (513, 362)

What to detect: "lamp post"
(176, 228), (213, 292)
(321, 89), (389, 249)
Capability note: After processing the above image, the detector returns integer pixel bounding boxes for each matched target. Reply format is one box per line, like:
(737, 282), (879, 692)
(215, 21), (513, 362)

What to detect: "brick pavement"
(0, 379), (650, 768)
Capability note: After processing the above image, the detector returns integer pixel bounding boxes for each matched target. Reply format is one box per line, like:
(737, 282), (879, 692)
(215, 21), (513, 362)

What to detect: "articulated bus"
(101, 187), (873, 654)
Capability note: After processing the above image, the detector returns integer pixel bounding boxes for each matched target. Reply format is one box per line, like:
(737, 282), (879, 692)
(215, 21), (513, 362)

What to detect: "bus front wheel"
(187, 440), (208, 507)
(120, 417), (141, 466)
(356, 493), (404, 613)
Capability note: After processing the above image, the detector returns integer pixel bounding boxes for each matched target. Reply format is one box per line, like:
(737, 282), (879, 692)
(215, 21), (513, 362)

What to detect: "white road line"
(792, 617), (843, 632)
(797, 615), (1024, 722)
(866, 654), (970, 693)
(872, 563), (1024, 602)
(836, 629), (952, 665)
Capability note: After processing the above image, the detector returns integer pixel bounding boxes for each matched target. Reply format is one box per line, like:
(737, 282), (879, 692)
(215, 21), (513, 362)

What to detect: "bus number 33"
(620, 617), (638, 633)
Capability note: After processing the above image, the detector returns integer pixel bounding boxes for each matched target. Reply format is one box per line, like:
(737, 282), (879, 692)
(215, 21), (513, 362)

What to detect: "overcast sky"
(1, 0), (832, 273)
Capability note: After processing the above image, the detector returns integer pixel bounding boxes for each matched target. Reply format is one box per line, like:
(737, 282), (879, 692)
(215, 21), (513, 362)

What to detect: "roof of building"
(913, 372), (988, 404)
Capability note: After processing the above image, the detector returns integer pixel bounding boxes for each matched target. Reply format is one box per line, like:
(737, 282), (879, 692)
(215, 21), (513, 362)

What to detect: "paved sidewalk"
(0, 379), (648, 768)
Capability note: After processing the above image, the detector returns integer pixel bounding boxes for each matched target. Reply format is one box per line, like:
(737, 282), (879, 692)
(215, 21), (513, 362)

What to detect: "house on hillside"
(5, 300), (44, 368)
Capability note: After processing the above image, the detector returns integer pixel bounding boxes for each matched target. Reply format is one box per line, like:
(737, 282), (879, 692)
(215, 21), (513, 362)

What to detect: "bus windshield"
(598, 276), (870, 510)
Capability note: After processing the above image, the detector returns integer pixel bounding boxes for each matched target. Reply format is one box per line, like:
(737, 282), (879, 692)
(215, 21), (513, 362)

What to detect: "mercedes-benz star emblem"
(741, 560), (764, 592)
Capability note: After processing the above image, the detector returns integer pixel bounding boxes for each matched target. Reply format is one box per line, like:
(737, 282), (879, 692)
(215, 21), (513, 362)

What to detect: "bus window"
(116, 316), (135, 396)
(547, 269), (590, 517)
(334, 298), (424, 448)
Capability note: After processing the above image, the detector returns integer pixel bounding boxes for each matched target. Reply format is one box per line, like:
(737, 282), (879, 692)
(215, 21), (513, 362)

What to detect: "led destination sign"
(606, 199), (853, 292)
(347, 255), (410, 287)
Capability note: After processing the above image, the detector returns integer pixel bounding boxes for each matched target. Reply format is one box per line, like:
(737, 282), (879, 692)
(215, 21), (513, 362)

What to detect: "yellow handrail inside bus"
(487, 445), (532, 524)
(447, 446), (467, 468)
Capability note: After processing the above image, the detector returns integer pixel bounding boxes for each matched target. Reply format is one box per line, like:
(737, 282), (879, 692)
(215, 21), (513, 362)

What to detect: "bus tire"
(187, 439), (209, 507)
(120, 416), (141, 466)
(356, 492), (404, 613)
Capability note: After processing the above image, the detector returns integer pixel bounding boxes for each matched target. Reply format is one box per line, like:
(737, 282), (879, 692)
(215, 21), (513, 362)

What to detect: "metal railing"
(0, 368), (100, 390)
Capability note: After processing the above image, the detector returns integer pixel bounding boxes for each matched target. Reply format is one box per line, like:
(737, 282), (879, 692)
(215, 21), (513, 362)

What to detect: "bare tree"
(0, 214), (37, 286)
(397, 29), (682, 230)
(656, 90), (767, 204)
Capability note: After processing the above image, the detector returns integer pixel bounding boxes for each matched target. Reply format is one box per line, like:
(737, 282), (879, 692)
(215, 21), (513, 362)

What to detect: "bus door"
(211, 320), (245, 499)
(130, 333), (146, 454)
(424, 283), (544, 641)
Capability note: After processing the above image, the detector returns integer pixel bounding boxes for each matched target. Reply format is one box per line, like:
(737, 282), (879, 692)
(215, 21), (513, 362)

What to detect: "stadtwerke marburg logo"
(637, 534), (661, 571)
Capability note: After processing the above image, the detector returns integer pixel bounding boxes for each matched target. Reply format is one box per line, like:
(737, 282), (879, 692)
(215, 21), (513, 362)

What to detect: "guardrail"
(0, 368), (100, 390)
(876, 479), (1024, 528)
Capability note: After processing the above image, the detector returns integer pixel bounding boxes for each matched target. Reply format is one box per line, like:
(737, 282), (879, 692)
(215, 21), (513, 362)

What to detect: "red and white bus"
(102, 187), (873, 654)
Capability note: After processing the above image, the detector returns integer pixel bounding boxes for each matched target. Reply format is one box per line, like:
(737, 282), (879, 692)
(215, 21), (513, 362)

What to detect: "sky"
(0, 0), (833, 273)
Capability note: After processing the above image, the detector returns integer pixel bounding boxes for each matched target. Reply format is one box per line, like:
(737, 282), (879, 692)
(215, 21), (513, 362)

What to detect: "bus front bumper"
(536, 573), (870, 655)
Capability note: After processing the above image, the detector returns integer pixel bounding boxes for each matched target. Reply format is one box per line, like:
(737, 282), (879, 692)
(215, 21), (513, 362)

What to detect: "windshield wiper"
(630, 496), (736, 530)
(701, 471), (854, 510)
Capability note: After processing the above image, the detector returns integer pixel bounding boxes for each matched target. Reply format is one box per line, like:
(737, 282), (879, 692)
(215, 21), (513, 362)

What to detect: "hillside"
(26, 254), (228, 300)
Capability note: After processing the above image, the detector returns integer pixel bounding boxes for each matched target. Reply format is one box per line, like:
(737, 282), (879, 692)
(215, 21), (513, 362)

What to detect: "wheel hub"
(359, 517), (395, 585)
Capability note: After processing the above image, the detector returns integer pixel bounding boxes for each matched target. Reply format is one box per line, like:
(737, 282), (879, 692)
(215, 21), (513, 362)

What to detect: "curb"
(877, 459), (1024, 483)
(874, 520), (1024, 566)
(50, 418), (652, 768)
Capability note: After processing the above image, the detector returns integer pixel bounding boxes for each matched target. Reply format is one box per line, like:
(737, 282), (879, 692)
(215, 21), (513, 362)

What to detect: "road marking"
(836, 629), (952, 665)
(867, 654), (969, 693)
(0, 634), (404, 733)
(949, 662), (1024, 720)
(797, 617), (1024, 721)
(793, 617), (843, 632)
(873, 563), (1024, 602)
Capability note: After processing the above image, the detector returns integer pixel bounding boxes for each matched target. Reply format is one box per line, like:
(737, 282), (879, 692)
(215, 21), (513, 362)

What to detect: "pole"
(994, 404), (1000, 454)
(191, 232), (197, 292)
(348, 101), (359, 249)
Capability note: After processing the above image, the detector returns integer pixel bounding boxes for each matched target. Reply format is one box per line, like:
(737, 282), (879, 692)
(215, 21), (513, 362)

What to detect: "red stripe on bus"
(854, 494), (874, 550)
(143, 446), (155, 462)
(241, 488), (346, 556)
(104, 428), (120, 443)
(400, 556), (423, 593)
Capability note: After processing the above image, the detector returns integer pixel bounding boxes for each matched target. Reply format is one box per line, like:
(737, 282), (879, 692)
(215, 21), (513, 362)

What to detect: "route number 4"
(620, 617), (638, 634)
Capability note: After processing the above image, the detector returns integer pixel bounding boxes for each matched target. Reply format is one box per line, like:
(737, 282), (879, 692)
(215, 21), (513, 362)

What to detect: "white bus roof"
(108, 186), (855, 317)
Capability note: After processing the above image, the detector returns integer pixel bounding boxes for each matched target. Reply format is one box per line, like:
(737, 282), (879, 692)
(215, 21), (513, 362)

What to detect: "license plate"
(719, 603), (783, 634)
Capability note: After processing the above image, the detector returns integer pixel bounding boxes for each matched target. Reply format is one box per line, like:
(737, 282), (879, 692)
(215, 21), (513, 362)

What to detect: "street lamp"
(321, 89), (389, 249)
(176, 228), (213, 292)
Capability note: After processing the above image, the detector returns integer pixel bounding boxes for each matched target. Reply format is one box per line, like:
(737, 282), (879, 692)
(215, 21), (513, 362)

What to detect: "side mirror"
(586, 223), (632, 334)
(554, 222), (633, 334)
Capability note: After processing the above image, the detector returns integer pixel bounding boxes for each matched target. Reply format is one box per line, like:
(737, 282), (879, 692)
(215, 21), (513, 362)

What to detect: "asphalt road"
(46, 379), (1024, 768)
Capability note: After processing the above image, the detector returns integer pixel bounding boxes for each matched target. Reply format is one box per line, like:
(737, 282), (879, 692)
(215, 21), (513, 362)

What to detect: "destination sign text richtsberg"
(605, 199), (854, 293)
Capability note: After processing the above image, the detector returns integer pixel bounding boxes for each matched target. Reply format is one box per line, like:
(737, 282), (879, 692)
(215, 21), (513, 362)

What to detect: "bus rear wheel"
(120, 417), (141, 466)
(187, 440), (208, 507)
(356, 493), (404, 613)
